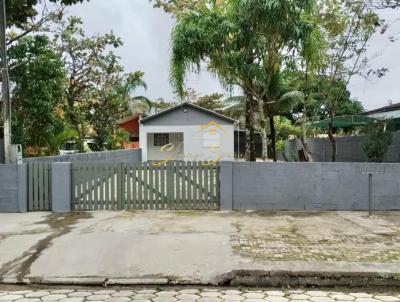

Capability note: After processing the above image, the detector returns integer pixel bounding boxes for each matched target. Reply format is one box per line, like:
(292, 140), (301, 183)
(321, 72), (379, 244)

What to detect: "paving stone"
(307, 293), (328, 298)
(197, 298), (221, 302)
(289, 295), (309, 300)
(245, 299), (266, 302)
(310, 298), (335, 302)
(243, 293), (264, 299)
(350, 295), (373, 299)
(175, 295), (199, 300)
(104, 297), (131, 302)
(132, 295), (154, 300)
(16, 299), (41, 302)
(11, 293), (32, 296)
(0, 296), (24, 301)
(266, 292), (285, 297)
(330, 295), (354, 301)
(266, 297), (289, 302)
(67, 292), (92, 298)
(153, 297), (177, 302)
(288, 291), (305, 295)
(220, 295), (243, 301)
(131, 300), (151, 302)
(135, 291), (157, 295)
(221, 291), (241, 296)
(86, 296), (112, 301)
(42, 295), (68, 301)
(26, 293), (50, 298)
(199, 293), (221, 298)
(374, 297), (399, 302)
(111, 292), (134, 298)
(50, 291), (75, 295)
(156, 292), (178, 297)
(59, 298), (84, 302)
(179, 291), (199, 295)
(354, 299), (380, 302)
(94, 292), (116, 296)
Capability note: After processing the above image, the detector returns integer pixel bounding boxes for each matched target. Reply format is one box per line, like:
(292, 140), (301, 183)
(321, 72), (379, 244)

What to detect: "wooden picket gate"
(27, 162), (52, 211)
(71, 161), (220, 211)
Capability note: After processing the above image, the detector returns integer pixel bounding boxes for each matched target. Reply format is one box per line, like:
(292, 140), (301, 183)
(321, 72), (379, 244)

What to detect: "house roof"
(363, 102), (400, 120)
(363, 102), (400, 115)
(140, 102), (237, 124)
(117, 114), (140, 125)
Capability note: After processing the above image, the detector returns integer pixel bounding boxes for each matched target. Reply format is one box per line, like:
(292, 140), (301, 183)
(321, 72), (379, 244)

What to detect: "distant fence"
(23, 149), (142, 163)
(283, 131), (400, 163)
(219, 162), (400, 211)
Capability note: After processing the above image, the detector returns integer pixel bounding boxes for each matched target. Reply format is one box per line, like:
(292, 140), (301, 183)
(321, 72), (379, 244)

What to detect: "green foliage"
(362, 123), (393, 162)
(46, 127), (78, 155)
(87, 71), (147, 150)
(55, 16), (145, 152)
(6, 0), (86, 28)
(8, 35), (66, 152)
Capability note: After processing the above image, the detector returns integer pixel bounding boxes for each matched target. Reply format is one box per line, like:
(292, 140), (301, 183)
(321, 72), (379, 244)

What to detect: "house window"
(154, 133), (169, 147)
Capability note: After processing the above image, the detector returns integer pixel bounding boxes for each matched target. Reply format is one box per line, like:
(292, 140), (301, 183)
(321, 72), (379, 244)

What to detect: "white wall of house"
(140, 125), (234, 162)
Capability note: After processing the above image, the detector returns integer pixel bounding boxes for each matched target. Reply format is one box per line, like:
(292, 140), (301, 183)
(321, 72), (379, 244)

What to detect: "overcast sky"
(67, 0), (400, 111)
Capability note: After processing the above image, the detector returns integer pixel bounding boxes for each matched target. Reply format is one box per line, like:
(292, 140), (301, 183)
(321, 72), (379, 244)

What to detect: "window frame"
(153, 133), (170, 147)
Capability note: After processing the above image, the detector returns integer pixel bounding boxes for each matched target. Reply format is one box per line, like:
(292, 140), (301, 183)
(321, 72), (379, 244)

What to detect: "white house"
(139, 102), (236, 162)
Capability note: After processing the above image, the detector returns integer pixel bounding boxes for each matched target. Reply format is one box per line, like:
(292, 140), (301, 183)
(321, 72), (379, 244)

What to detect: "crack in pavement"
(0, 212), (91, 282)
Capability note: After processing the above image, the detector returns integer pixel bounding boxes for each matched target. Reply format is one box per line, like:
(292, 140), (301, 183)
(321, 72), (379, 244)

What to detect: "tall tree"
(312, 0), (381, 161)
(55, 16), (124, 152)
(8, 35), (65, 154)
(88, 71), (147, 150)
(170, 0), (321, 161)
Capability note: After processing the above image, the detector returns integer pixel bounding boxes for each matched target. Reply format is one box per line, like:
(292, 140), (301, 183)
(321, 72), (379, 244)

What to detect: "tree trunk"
(256, 99), (268, 161)
(328, 118), (336, 162)
(245, 95), (256, 161)
(269, 114), (277, 162)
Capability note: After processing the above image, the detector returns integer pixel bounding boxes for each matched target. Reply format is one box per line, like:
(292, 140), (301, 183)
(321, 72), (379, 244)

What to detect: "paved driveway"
(0, 211), (400, 285)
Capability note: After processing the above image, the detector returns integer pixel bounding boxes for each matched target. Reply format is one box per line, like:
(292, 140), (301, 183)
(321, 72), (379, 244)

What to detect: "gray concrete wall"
(0, 164), (27, 213)
(221, 162), (400, 211)
(23, 149), (142, 163)
(283, 131), (400, 163)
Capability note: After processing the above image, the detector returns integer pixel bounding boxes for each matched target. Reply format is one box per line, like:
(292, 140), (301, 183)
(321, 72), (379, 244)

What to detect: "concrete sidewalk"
(0, 211), (400, 286)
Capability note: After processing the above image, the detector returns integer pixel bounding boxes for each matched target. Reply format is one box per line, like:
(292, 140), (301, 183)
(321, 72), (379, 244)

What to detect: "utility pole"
(0, 0), (11, 164)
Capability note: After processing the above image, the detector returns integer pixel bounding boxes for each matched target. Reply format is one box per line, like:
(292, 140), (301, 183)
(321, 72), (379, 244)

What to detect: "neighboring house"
(140, 102), (236, 162)
(118, 115), (140, 149)
(363, 102), (400, 131)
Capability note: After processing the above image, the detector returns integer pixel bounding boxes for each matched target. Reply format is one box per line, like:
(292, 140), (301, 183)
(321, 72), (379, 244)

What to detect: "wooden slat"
(209, 166), (214, 209)
(132, 164), (137, 209)
(149, 164), (154, 210)
(187, 162), (192, 209)
(204, 164), (209, 209)
(193, 162), (198, 209)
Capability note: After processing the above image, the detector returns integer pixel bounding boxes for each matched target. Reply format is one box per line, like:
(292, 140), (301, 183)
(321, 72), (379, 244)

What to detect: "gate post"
(219, 161), (233, 211)
(52, 162), (72, 213)
(17, 164), (27, 213)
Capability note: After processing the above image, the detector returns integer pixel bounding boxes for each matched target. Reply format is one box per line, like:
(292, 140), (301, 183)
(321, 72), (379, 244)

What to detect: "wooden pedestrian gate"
(71, 161), (220, 211)
(27, 162), (52, 211)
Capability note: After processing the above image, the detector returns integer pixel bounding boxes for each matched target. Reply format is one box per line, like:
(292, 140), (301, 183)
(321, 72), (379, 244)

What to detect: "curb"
(1, 271), (400, 288)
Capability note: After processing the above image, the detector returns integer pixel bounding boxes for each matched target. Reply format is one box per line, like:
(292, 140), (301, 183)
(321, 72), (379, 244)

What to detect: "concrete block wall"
(220, 162), (400, 211)
(283, 131), (400, 163)
(23, 149), (142, 163)
(0, 164), (27, 212)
